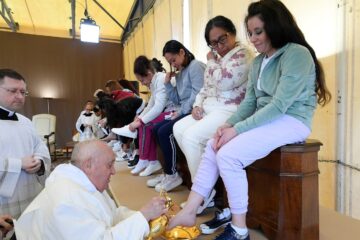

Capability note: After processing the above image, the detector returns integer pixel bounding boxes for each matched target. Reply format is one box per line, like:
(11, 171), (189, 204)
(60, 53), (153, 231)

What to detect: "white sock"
(231, 223), (248, 236)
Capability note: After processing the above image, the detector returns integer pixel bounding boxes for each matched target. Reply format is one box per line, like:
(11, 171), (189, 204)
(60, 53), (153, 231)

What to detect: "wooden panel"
(0, 31), (123, 148)
(247, 140), (322, 240)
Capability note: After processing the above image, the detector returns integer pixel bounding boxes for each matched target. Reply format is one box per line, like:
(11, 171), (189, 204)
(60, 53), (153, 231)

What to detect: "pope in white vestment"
(15, 140), (167, 240)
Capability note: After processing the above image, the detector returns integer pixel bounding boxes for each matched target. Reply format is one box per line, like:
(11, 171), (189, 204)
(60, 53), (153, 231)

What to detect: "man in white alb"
(0, 69), (51, 220)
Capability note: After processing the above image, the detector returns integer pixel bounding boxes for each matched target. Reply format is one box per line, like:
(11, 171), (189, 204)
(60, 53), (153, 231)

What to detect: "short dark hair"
(162, 40), (195, 68)
(105, 80), (122, 91)
(205, 15), (237, 46)
(0, 69), (25, 84)
(134, 55), (165, 77)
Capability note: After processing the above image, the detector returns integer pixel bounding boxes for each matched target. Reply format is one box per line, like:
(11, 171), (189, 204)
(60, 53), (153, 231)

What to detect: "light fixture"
(80, 0), (99, 43)
(43, 97), (53, 114)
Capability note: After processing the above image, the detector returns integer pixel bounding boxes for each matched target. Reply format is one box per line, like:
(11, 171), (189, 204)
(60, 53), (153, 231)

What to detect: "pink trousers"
(138, 112), (168, 161)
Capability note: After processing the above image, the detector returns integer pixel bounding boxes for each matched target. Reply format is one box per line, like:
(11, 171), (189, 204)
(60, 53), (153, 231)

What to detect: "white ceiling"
(0, 0), (136, 42)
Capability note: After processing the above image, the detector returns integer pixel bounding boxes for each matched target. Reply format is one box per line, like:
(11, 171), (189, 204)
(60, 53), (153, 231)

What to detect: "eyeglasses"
(208, 33), (229, 48)
(0, 86), (29, 97)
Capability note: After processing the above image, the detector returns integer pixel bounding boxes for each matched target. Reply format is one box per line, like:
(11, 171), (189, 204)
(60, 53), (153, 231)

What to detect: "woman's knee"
(216, 146), (244, 172)
(173, 121), (183, 141)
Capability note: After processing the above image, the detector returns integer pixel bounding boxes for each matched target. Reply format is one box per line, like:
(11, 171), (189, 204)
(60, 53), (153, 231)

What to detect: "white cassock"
(15, 163), (150, 240)
(75, 111), (101, 140)
(0, 109), (51, 219)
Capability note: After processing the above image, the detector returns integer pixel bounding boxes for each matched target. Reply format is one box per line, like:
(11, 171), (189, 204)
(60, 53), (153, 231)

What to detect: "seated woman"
(148, 40), (206, 192)
(173, 15), (254, 214)
(168, 1), (331, 240)
(125, 56), (172, 176)
(97, 96), (143, 161)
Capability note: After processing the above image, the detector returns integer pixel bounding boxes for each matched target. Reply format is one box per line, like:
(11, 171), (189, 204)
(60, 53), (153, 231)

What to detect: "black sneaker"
(214, 224), (250, 240)
(200, 208), (232, 234)
(127, 155), (139, 168)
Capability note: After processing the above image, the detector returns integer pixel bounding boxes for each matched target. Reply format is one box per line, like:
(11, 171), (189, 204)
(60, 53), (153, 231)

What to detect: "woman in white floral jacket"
(173, 15), (254, 187)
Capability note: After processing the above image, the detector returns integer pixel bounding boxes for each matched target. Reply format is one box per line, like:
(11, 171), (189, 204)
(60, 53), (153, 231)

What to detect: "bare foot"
(167, 208), (197, 230)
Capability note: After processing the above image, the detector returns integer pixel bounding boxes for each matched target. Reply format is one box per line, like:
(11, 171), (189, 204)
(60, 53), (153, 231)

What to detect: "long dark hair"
(162, 40), (195, 68)
(134, 55), (166, 76)
(245, 0), (331, 106)
(97, 97), (142, 129)
(205, 15), (237, 46)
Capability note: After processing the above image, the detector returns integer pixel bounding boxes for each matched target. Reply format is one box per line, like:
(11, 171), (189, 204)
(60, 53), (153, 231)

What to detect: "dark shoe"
(200, 208), (231, 234)
(127, 155), (139, 168)
(214, 224), (249, 240)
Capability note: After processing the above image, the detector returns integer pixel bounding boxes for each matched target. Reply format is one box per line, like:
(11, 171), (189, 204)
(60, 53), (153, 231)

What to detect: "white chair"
(32, 114), (57, 160)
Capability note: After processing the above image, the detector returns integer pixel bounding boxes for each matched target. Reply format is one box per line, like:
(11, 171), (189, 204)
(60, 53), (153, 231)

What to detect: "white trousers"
(173, 104), (237, 181)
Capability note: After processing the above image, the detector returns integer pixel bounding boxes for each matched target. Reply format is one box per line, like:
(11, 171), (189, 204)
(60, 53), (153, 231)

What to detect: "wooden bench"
(246, 139), (322, 240)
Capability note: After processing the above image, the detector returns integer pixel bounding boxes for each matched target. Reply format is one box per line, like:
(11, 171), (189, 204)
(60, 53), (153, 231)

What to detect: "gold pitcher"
(147, 190), (173, 240)
(146, 189), (200, 240)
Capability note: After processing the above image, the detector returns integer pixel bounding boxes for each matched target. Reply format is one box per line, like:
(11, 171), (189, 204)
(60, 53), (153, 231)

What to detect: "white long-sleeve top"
(15, 163), (150, 240)
(0, 109), (51, 218)
(139, 72), (168, 124)
(193, 44), (254, 108)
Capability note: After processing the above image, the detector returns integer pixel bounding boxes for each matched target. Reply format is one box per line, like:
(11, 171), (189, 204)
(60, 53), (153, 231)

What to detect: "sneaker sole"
(200, 222), (229, 235)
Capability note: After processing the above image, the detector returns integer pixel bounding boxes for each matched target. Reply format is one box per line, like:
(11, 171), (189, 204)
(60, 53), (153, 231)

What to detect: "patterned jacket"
(193, 44), (254, 108)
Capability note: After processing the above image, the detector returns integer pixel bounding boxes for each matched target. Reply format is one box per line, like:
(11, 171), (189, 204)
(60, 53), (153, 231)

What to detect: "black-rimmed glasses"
(208, 33), (229, 48)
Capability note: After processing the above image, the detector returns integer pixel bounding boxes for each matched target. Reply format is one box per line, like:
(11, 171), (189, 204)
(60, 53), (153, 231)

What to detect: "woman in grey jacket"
(149, 40), (205, 193)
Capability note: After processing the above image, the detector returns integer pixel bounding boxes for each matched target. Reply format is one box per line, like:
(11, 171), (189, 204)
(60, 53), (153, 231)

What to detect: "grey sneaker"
(155, 172), (183, 192)
(147, 174), (165, 187)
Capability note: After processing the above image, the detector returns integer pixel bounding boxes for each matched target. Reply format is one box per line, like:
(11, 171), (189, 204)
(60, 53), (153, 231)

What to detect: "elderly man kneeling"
(15, 140), (167, 240)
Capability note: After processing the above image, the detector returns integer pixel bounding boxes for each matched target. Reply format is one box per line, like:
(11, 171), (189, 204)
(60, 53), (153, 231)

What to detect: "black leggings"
(152, 114), (188, 175)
